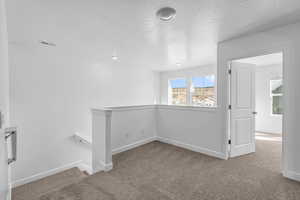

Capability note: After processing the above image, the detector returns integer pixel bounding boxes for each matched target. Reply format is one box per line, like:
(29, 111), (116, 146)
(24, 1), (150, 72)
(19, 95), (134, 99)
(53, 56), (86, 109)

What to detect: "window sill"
(157, 104), (218, 112)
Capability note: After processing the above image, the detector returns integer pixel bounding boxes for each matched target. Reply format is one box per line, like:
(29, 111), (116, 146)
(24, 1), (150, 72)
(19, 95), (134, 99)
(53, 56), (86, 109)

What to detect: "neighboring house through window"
(169, 78), (187, 105)
(191, 76), (216, 107)
(270, 79), (283, 115)
(168, 75), (216, 107)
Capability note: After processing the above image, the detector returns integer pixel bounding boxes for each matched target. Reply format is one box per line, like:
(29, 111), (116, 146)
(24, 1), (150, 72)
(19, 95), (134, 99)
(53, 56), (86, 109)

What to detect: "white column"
(91, 109), (113, 174)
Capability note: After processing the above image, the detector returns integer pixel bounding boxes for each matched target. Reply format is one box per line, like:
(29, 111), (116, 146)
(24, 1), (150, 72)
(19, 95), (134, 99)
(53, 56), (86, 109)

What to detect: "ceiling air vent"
(39, 40), (56, 47)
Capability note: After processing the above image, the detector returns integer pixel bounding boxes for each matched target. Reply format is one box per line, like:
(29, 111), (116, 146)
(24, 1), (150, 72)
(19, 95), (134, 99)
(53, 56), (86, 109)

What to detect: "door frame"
(226, 50), (286, 174)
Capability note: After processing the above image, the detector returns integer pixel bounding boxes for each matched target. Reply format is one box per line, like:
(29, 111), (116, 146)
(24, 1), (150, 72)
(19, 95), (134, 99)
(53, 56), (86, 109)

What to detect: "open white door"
(230, 62), (256, 158)
(0, 126), (9, 200)
(0, 0), (11, 198)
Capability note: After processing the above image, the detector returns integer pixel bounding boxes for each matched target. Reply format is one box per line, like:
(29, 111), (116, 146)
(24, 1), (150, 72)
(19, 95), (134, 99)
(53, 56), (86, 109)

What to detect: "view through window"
(169, 79), (187, 105)
(271, 79), (283, 115)
(168, 76), (216, 107)
(191, 76), (216, 106)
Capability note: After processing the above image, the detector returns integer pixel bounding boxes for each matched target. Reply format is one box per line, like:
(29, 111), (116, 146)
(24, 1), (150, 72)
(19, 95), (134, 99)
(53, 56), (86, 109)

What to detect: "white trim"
(77, 163), (93, 175)
(92, 104), (218, 113)
(106, 105), (156, 111)
(157, 136), (227, 160)
(255, 131), (282, 135)
(14, 134), (227, 188)
(11, 160), (86, 188)
(284, 171), (300, 182)
(156, 104), (218, 112)
(94, 161), (113, 172)
(222, 46), (289, 176)
(270, 79), (283, 116)
(103, 162), (113, 172)
(91, 108), (113, 115)
(112, 137), (157, 155)
(168, 77), (188, 105)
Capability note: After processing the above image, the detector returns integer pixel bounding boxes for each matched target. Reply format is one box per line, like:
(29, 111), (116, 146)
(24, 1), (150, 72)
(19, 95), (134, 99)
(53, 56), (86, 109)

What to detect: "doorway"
(228, 52), (283, 172)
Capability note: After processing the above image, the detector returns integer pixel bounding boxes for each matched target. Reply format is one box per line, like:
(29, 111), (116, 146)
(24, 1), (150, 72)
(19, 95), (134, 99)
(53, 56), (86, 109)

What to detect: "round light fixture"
(176, 62), (181, 66)
(156, 7), (176, 21)
(112, 56), (118, 60)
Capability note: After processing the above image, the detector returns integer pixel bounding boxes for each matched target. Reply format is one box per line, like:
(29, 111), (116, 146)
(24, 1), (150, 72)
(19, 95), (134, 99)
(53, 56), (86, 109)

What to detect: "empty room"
(1, 1), (300, 200)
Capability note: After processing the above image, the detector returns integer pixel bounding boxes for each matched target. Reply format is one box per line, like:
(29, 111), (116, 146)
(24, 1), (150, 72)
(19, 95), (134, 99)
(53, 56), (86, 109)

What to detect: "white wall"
(0, 0), (10, 199)
(255, 64), (282, 134)
(0, 0), (9, 127)
(156, 106), (225, 159)
(110, 106), (157, 154)
(159, 65), (216, 104)
(8, 44), (156, 184)
(92, 105), (225, 171)
(218, 22), (300, 181)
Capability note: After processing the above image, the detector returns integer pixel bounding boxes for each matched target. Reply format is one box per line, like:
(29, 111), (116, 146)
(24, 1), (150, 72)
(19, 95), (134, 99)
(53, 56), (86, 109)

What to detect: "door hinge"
(228, 69), (232, 75)
(228, 139), (231, 145)
(228, 105), (232, 110)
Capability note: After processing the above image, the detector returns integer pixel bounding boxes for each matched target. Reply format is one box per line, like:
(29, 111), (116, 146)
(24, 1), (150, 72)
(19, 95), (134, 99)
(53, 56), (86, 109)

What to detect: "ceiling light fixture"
(156, 7), (176, 21)
(176, 62), (181, 66)
(112, 55), (118, 60)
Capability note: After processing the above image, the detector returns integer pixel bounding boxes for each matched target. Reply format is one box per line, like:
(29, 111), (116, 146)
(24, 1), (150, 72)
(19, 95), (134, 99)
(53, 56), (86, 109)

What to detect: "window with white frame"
(270, 79), (283, 115)
(168, 78), (187, 105)
(191, 75), (216, 107)
(168, 75), (216, 107)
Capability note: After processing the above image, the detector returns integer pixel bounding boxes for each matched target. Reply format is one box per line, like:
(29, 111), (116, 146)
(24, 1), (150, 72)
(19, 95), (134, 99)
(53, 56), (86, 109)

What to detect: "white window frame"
(270, 79), (283, 116)
(167, 75), (217, 107)
(190, 75), (216, 107)
(168, 78), (188, 105)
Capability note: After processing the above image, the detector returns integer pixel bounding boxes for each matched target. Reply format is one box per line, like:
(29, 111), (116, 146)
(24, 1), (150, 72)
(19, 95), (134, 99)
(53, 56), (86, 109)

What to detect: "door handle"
(5, 127), (17, 165)
(252, 111), (258, 115)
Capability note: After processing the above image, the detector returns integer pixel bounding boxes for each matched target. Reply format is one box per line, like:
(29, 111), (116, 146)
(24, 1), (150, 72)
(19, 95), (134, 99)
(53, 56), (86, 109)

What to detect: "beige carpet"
(15, 135), (300, 200)
(12, 167), (87, 200)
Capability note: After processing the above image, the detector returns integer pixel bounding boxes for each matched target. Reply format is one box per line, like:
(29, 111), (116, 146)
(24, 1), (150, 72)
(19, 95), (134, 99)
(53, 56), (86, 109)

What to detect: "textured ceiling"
(235, 53), (283, 66)
(6, 0), (300, 70)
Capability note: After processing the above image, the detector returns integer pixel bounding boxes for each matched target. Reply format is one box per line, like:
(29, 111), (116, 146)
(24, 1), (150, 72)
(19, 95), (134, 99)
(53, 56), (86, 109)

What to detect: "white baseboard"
(112, 136), (226, 160)
(284, 170), (300, 182)
(93, 160), (113, 174)
(256, 130), (282, 135)
(12, 160), (88, 188)
(112, 136), (157, 155)
(157, 136), (227, 160)
(103, 162), (113, 172)
(12, 136), (226, 187)
(77, 162), (93, 175)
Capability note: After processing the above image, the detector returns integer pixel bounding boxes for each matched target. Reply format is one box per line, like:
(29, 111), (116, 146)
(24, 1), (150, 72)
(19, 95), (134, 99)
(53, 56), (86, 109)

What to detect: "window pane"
(169, 79), (187, 105)
(191, 76), (216, 107)
(271, 79), (283, 94)
(270, 79), (283, 115)
(272, 96), (283, 115)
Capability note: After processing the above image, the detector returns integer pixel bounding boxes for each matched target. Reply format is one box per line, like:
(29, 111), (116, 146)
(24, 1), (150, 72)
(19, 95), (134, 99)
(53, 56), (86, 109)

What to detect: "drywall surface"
(8, 44), (156, 183)
(156, 106), (225, 158)
(0, 0), (10, 199)
(0, 0), (9, 127)
(255, 64), (282, 134)
(159, 65), (216, 104)
(96, 105), (225, 164)
(218, 22), (300, 180)
(110, 106), (157, 153)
